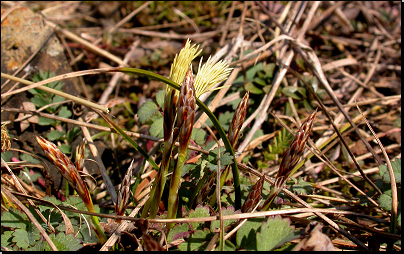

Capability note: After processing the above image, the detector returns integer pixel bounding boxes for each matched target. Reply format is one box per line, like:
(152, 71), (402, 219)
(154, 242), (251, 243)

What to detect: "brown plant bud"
(115, 159), (134, 223)
(35, 136), (92, 208)
(277, 109), (317, 180)
(228, 92), (249, 148)
(75, 139), (86, 172)
(241, 175), (265, 213)
(176, 67), (196, 153)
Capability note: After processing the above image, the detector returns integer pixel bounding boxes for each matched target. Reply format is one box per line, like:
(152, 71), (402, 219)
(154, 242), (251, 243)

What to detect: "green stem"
(208, 165), (230, 207)
(85, 199), (107, 244)
(141, 140), (174, 219)
(90, 215), (108, 244)
(166, 152), (187, 229)
(261, 188), (279, 211)
(188, 168), (211, 207)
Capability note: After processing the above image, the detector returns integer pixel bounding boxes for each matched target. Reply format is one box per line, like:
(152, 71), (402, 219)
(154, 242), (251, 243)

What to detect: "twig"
(80, 118), (118, 204)
(356, 103), (398, 250)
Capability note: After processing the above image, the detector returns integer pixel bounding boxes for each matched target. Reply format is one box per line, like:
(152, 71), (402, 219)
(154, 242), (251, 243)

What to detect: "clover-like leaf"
(191, 128), (206, 145)
(236, 217), (265, 249)
(1, 208), (29, 229)
(178, 229), (214, 251)
(12, 228), (30, 249)
(167, 224), (190, 243)
(290, 178), (313, 195)
(38, 117), (56, 126)
(46, 130), (66, 141)
(156, 89), (165, 108)
(256, 216), (298, 251)
(138, 101), (159, 124)
(188, 205), (210, 230)
(149, 117), (164, 138)
(44, 232), (83, 251)
(379, 159), (401, 184)
(211, 206), (238, 231)
(58, 106), (72, 118)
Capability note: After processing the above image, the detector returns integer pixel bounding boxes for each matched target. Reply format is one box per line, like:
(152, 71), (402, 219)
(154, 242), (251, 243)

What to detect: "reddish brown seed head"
(228, 92), (249, 148)
(277, 109), (317, 179)
(177, 67), (196, 153)
(116, 159), (134, 222)
(36, 136), (92, 207)
(75, 139), (86, 172)
(242, 175), (265, 213)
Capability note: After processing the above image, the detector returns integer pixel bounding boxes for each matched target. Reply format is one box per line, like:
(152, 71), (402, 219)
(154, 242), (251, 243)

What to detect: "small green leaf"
(379, 192), (392, 211)
(44, 232), (83, 251)
(256, 216), (298, 251)
(49, 95), (66, 112)
(188, 205), (210, 230)
(263, 63), (276, 77)
(26, 241), (45, 251)
(156, 89), (165, 108)
(245, 82), (263, 94)
(178, 229), (213, 251)
(1, 208), (29, 229)
(262, 85), (272, 94)
(149, 117), (164, 138)
(46, 130), (66, 141)
(20, 153), (40, 164)
(236, 217), (265, 249)
(12, 228), (30, 249)
(191, 128), (206, 145)
(38, 117), (56, 126)
(210, 206), (237, 231)
(1, 150), (14, 162)
(58, 144), (71, 154)
(58, 106), (72, 118)
(167, 224), (190, 243)
(218, 111), (234, 130)
(204, 148), (233, 172)
(182, 163), (198, 177)
(138, 101), (159, 124)
(282, 87), (304, 100)
(290, 178), (313, 195)
(1, 230), (14, 247)
(379, 159), (401, 184)
(215, 240), (236, 251)
(254, 77), (267, 87)
(31, 95), (51, 108)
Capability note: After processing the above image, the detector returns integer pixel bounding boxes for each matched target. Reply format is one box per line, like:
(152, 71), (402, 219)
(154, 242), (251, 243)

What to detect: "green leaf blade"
(138, 101), (159, 124)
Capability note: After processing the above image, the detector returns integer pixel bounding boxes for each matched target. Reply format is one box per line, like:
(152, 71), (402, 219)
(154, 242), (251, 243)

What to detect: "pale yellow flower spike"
(194, 56), (232, 98)
(169, 39), (201, 86)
